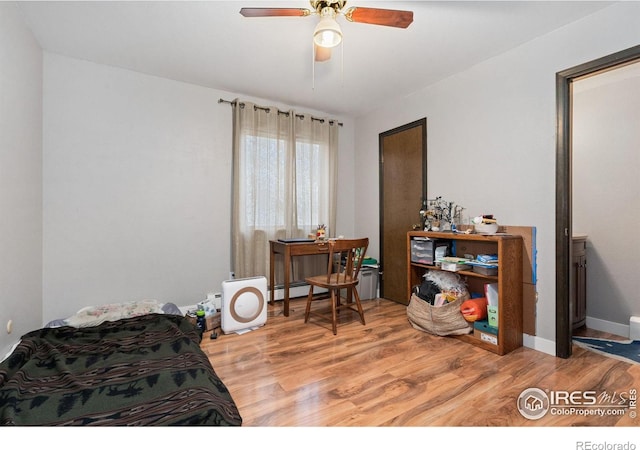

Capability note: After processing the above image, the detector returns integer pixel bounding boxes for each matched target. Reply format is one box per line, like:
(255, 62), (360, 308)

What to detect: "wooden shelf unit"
(407, 231), (523, 355)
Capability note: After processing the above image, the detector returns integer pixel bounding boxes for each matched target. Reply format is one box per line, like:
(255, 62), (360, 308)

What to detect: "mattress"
(0, 313), (242, 426)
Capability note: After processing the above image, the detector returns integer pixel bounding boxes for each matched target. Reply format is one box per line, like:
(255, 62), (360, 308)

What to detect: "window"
(231, 102), (338, 279)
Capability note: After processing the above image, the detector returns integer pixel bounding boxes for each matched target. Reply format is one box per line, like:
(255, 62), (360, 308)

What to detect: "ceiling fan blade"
(314, 44), (331, 62)
(344, 7), (413, 28)
(239, 8), (311, 18)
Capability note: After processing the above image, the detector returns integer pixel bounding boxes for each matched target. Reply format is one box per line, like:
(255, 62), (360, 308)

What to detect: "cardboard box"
(474, 320), (498, 345)
(206, 312), (221, 331)
(474, 319), (498, 335)
(474, 329), (498, 345)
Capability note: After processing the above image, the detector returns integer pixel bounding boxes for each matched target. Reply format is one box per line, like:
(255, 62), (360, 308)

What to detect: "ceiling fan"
(240, 1), (413, 62)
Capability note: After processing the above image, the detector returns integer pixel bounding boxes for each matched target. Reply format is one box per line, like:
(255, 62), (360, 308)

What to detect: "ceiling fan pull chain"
(341, 37), (344, 86)
(312, 41), (316, 90)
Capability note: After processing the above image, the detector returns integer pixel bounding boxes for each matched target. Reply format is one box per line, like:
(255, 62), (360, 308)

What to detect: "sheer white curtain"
(231, 100), (339, 281)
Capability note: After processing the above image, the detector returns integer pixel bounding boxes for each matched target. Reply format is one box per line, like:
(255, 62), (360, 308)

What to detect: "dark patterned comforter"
(0, 313), (242, 426)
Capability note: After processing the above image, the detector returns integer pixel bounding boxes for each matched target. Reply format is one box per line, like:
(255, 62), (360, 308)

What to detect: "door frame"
(378, 118), (427, 299)
(555, 44), (640, 358)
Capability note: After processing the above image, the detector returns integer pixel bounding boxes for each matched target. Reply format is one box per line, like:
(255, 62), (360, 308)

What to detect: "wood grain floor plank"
(202, 297), (640, 427)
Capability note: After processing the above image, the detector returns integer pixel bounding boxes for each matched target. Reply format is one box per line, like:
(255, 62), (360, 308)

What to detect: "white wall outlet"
(229, 271), (235, 279)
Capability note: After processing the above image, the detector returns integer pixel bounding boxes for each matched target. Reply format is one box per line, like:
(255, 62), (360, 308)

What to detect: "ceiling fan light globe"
(313, 17), (342, 48)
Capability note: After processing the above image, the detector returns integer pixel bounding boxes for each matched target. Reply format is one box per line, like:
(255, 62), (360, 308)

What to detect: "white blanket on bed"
(64, 299), (165, 328)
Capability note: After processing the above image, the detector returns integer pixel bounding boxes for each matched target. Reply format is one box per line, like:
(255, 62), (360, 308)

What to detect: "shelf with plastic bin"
(407, 230), (523, 355)
(410, 261), (499, 282)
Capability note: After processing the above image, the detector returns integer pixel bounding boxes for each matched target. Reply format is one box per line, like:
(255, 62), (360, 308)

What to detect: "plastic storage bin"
(410, 238), (450, 264)
(357, 266), (379, 300)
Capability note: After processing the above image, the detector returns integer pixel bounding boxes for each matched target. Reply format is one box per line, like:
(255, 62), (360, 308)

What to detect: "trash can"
(357, 266), (379, 300)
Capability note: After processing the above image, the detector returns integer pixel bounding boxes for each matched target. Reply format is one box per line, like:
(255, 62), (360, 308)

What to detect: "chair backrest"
(324, 238), (369, 285)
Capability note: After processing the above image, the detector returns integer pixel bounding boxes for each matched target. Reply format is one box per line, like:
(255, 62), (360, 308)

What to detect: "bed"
(0, 300), (242, 426)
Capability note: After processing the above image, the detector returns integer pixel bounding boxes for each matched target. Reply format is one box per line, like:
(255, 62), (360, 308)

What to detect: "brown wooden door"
(379, 119), (427, 304)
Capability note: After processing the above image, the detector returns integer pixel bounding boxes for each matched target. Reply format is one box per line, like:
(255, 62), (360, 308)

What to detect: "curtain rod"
(218, 98), (343, 127)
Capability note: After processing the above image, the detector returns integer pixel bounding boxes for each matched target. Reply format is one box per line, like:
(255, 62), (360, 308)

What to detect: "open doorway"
(572, 61), (640, 340)
(555, 44), (640, 358)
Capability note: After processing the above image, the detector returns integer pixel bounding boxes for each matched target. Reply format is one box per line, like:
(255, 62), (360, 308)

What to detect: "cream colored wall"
(42, 53), (355, 322)
(0, 3), (43, 359)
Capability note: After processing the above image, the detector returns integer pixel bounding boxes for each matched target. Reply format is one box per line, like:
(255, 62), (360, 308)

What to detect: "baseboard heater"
(270, 282), (327, 302)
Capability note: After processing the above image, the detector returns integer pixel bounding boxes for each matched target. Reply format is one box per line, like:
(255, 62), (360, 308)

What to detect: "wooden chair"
(304, 237), (369, 335)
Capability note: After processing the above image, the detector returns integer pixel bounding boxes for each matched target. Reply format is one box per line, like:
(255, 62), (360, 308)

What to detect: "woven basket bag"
(407, 293), (473, 336)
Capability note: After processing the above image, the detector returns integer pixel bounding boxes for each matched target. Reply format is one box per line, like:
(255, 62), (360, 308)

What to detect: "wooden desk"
(269, 240), (329, 316)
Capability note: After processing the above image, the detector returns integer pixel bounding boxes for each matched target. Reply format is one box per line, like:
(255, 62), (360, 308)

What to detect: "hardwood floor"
(201, 297), (640, 427)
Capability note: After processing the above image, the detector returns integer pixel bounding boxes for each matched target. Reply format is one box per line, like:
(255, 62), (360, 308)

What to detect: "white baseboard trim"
(630, 316), (640, 341)
(521, 318), (632, 358)
(585, 316), (629, 338)
(523, 333), (556, 356)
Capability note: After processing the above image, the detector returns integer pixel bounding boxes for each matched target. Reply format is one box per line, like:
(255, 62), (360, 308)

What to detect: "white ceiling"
(17, 0), (613, 117)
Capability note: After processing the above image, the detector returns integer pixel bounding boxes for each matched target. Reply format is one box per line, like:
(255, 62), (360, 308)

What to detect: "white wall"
(573, 64), (640, 328)
(0, 3), (43, 358)
(354, 2), (640, 352)
(42, 53), (354, 321)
